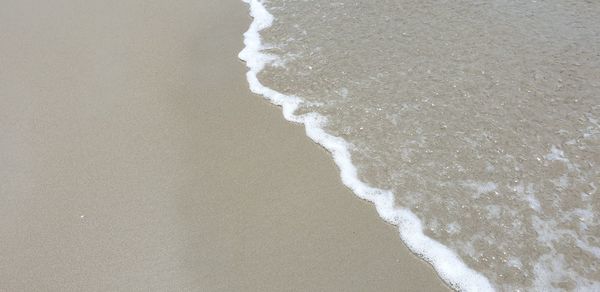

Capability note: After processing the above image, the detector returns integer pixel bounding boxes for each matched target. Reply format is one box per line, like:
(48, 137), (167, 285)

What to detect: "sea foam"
(238, 1), (493, 291)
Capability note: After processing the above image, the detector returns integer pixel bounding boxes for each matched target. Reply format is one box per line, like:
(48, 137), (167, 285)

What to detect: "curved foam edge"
(238, 1), (494, 291)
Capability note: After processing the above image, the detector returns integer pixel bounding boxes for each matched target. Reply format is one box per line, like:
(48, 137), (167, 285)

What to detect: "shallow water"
(252, 0), (600, 290)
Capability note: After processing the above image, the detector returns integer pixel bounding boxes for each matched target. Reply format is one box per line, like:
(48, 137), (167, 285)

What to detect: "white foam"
(545, 145), (567, 162)
(238, 1), (494, 291)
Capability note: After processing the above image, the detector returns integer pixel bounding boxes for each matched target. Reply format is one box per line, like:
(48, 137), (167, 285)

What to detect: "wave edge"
(238, 1), (494, 291)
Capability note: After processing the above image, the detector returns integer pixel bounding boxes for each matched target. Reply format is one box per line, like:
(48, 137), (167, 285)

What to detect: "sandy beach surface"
(0, 0), (448, 290)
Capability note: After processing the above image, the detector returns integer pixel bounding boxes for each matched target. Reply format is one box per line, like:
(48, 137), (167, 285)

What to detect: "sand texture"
(0, 0), (448, 291)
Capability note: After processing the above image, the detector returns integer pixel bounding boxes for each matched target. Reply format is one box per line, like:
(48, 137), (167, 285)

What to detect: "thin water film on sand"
(254, 0), (600, 290)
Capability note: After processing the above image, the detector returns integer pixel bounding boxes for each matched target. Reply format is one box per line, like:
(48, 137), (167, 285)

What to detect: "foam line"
(238, 1), (494, 291)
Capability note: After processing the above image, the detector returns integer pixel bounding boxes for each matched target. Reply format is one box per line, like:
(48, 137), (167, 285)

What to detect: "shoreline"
(1, 0), (449, 290)
(239, 1), (492, 290)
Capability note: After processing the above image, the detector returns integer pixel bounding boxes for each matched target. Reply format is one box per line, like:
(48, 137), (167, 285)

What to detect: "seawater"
(240, 0), (600, 290)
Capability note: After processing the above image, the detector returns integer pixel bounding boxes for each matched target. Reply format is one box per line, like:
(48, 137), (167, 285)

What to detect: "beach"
(250, 0), (600, 289)
(0, 0), (448, 290)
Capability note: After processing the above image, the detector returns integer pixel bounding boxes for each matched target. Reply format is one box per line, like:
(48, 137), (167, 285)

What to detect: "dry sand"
(0, 0), (448, 290)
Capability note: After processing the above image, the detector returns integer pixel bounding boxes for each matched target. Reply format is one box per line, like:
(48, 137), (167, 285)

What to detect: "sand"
(0, 0), (448, 290)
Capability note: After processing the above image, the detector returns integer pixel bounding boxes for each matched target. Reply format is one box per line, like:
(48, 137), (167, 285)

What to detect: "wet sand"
(0, 0), (448, 291)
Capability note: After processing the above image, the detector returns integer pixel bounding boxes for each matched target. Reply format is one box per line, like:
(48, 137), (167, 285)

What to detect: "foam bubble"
(544, 145), (567, 162)
(238, 1), (494, 291)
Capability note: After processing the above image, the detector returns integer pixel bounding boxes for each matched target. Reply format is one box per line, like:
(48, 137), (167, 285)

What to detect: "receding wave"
(239, 0), (600, 290)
